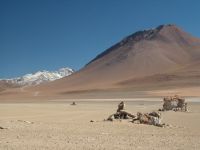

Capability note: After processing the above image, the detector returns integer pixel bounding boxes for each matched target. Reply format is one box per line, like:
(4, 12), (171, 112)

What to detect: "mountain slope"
(0, 80), (20, 92)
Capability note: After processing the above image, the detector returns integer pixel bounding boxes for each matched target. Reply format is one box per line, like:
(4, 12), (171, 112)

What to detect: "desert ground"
(0, 99), (200, 150)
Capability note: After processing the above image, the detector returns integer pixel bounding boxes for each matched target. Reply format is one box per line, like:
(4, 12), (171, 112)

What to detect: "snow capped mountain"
(1, 67), (74, 86)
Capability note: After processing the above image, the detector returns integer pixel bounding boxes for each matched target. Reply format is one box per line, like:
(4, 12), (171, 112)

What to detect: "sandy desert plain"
(0, 97), (200, 150)
(1, 25), (200, 149)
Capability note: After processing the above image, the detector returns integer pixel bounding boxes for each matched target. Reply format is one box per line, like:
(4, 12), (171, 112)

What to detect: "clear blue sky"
(1, 0), (200, 78)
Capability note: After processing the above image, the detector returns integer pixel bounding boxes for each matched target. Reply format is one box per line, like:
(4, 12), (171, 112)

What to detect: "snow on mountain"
(1, 67), (74, 86)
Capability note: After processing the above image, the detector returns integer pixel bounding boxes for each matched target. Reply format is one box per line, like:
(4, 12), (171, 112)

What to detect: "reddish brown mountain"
(1, 24), (200, 99)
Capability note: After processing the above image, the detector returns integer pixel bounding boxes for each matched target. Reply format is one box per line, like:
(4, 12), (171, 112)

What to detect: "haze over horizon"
(1, 0), (200, 78)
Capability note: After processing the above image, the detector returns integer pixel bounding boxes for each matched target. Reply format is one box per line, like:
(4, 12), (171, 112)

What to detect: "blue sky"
(1, 0), (200, 78)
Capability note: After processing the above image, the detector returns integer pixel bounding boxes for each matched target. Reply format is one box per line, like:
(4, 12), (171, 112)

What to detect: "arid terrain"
(1, 0), (200, 149)
(0, 100), (200, 150)
(1, 24), (200, 150)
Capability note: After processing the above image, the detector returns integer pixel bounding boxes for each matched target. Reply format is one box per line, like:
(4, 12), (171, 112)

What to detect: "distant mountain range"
(0, 67), (74, 87)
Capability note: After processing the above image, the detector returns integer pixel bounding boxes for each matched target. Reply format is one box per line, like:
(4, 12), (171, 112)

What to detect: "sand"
(0, 100), (200, 150)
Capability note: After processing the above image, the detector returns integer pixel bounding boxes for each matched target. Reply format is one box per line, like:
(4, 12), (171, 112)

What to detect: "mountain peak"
(87, 24), (181, 65)
(156, 24), (177, 29)
(125, 24), (179, 42)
